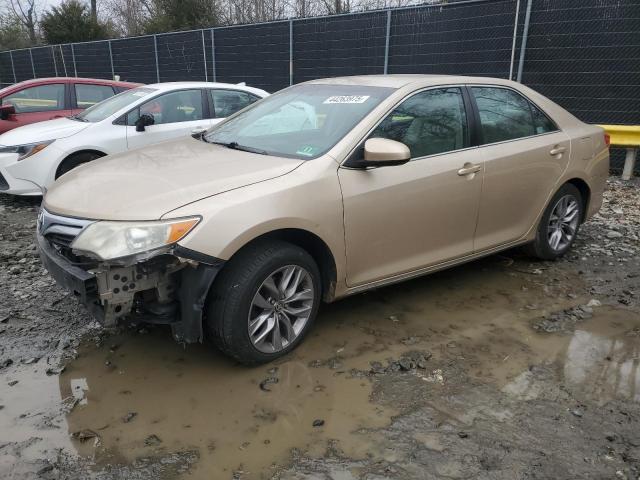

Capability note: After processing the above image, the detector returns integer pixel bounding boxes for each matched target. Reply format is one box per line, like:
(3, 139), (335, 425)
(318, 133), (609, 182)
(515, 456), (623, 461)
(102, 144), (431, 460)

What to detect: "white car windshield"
(75, 87), (157, 123)
(204, 84), (394, 160)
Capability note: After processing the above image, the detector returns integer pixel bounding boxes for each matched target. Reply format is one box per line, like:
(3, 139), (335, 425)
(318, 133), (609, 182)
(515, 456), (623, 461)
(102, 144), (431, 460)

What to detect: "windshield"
(75, 87), (157, 123)
(204, 84), (394, 159)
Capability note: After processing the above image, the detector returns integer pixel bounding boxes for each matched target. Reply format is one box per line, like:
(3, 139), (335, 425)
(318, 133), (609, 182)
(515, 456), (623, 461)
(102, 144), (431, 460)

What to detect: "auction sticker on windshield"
(323, 95), (370, 104)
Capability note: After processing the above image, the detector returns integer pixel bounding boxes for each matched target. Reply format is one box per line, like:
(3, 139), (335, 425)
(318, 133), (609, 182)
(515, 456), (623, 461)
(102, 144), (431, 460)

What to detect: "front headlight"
(0, 140), (54, 161)
(71, 217), (200, 261)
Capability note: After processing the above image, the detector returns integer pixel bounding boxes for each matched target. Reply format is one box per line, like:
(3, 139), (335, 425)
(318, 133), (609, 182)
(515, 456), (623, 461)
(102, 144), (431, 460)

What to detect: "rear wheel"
(525, 183), (583, 260)
(55, 151), (103, 179)
(206, 239), (321, 365)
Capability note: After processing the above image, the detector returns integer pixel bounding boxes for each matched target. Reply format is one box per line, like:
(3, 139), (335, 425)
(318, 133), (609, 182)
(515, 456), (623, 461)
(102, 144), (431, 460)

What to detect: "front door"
(338, 87), (483, 287)
(126, 89), (212, 150)
(0, 83), (70, 134)
(469, 86), (572, 251)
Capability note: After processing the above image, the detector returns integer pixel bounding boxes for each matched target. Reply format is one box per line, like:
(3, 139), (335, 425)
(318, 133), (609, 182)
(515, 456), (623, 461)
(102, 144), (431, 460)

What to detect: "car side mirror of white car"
(345, 138), (411, 169)
(135, 113), (155, 132)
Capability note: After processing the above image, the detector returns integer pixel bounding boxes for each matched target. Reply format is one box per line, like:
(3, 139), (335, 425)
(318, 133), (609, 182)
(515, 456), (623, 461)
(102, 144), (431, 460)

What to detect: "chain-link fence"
(0, 0), (638, 170)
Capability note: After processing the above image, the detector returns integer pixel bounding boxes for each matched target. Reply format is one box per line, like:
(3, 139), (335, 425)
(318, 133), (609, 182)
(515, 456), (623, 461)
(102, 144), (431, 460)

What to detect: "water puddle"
(59, 329), (394, 479)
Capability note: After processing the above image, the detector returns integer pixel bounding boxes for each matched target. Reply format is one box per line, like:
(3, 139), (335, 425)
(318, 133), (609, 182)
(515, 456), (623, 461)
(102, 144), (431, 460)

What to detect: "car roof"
(304, 74), (520, 89)
(143, 81), (269, 97)
(0, 77), (141, 96)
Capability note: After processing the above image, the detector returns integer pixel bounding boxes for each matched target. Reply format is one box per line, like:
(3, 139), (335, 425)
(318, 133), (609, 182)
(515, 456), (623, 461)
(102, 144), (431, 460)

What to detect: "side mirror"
(191, 126), (208, 139)
(0, 104), (16, 120)
(135, 113), (155, 132)
(346, 138), (411, 168)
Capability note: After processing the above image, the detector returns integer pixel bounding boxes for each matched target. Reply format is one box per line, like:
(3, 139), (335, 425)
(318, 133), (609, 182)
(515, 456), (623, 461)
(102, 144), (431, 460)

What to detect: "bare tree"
(102, 0), (154, 35)
(8, 0), (39, 43)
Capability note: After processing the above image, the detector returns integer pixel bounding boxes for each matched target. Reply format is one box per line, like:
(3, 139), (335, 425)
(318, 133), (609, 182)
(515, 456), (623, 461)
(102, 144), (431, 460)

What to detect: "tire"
(55, 152), (103, 179)
(524, 183), (583, 260)
(206, 239), (322, 365)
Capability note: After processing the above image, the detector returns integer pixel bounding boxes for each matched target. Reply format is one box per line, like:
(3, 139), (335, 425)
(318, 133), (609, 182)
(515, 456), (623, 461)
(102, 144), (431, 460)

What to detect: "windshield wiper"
(68, 115), (88, 122)
(211, 141), (268, 155)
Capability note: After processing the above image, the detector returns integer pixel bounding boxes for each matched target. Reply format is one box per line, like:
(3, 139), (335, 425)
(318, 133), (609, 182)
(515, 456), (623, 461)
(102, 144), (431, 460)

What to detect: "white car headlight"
(0, 140), (54, 161)
(71, 217), (200, 261)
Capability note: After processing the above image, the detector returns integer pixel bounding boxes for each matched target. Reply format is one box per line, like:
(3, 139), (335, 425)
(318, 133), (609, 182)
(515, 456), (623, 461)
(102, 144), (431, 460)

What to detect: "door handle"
(457, 163), (482, 176)
(549, 146), (566, 156)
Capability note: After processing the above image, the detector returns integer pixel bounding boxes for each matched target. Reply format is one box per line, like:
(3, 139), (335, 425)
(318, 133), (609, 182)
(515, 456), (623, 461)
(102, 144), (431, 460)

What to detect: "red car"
(0, 77), (141, 134)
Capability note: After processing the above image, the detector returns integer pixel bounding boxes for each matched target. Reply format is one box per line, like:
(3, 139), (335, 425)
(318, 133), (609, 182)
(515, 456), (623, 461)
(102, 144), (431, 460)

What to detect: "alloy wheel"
(248, 265), (315, 353)
(547, 194), (580, 252)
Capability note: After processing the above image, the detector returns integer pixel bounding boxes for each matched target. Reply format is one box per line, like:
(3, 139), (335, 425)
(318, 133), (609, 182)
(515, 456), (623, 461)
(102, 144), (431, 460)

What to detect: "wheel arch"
(221, 228), (338, 302)
(565, 177), (591, 222)
(55, 149), (107, 179)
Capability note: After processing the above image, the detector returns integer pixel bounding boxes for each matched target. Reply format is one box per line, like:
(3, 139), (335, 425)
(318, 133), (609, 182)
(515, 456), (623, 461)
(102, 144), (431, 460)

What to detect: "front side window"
(2, 84), (65, 113)
(370, 87), (468, 158)
(75, 84), (115, 109)
(472, 87), (555, 144)
(127, 89), (204, 126)
(210, 90), (259, 118)
(204, 84), (394, 160)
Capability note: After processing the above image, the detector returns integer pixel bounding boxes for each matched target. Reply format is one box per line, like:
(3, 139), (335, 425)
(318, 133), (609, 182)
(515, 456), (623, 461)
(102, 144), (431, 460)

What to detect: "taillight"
(604, 133), (611, 147)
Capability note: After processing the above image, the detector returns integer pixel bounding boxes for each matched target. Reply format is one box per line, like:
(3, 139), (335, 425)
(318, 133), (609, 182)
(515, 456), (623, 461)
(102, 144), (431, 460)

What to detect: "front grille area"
(38, 209), (93, 256)
(45, 232), (75, 248)
(0, 171), (8, 190)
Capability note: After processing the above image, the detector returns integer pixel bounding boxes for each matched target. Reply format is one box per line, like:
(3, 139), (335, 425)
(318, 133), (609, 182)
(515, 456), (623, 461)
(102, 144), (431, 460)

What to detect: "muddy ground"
(1, 178), (639, 480)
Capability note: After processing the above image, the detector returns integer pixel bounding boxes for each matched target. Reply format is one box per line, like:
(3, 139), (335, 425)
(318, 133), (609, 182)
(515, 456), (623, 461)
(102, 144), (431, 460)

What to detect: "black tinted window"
(210, 90), (259, 118)
(370, 87), (468, 158)
(531, 103), (557, 134)
(472, 87), (537, 144)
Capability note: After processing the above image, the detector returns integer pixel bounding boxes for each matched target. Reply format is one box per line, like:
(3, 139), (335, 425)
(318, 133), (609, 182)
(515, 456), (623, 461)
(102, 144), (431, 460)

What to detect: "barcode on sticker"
(323, 95), (370, 104)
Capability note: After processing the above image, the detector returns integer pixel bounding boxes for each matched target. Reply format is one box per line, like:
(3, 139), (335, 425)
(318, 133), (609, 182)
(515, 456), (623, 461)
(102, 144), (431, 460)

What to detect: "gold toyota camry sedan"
(37, 75), (609, 364)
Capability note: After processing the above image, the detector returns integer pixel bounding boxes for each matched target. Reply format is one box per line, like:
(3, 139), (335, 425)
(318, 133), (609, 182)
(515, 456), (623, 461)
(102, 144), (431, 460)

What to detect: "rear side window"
(75, 84), (115, 109)
(472, 87), (556, 144)
(210, 90), (259, 118)
(531, 103), (557, 135)
(370, 87), (468, 158)
(2, 84), (65, 113)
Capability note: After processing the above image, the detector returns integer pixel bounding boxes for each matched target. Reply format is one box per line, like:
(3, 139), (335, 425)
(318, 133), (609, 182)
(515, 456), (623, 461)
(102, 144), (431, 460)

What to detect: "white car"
(0, 82), (268, 195)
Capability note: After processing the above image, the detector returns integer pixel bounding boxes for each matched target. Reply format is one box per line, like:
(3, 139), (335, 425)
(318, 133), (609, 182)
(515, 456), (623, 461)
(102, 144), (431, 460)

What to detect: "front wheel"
(206, 239), (321, 365)
(525, 183), (583, 260)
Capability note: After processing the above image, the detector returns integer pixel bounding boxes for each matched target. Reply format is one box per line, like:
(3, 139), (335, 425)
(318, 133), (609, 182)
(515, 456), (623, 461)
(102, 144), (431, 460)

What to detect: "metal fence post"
(52, 46), (59, 76)
(108, 40), (115, 79)
(60, 45), (68, 76)
(153, 35), (160, 83)
(29, 49), (35, 78)
(384, 9), (392, 74)
(71, 44), (77, 77)
(508, 0), (521, 80)
(289, 19), (293, 86)
(210, 29), (216, 82)
(622, 148), (638, 181)
(201, 30), (208, 81)
(9, 51), (16, 83)
(516, 0), (532, 82)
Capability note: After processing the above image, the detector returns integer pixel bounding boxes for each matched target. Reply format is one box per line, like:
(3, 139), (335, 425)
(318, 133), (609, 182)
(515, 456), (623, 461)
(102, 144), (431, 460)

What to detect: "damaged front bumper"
(36, 230), (224, 343)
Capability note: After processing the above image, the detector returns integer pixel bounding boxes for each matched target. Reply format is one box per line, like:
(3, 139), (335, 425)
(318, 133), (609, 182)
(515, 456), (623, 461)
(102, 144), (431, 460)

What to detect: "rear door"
(71, 83), (117, 116)
(469, 85), (571, 251)
(125, 89), (212, 150)
(0, 82), (70, 133)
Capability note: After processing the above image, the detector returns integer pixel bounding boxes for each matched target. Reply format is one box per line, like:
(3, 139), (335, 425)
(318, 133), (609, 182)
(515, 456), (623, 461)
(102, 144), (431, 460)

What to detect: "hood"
(0, 117), (89, 146)
(44, 137), (304, 220)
